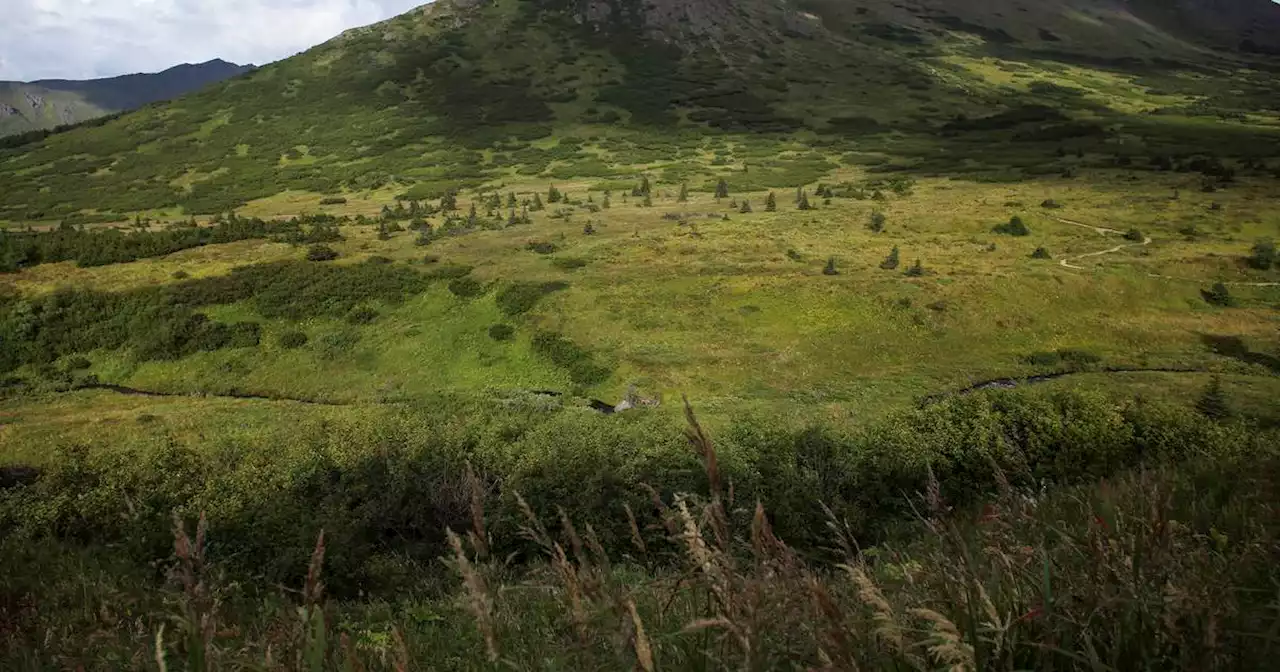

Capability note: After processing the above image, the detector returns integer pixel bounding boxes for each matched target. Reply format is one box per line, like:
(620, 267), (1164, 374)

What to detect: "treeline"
(0, 213), (345, 272)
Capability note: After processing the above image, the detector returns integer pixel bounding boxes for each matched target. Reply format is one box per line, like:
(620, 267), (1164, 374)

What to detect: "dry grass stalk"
(552, 542), (589, 640)
(910, 608), (975, 672)
(624, 503), (649, 555)
(304, 530), (326, 608)
(750, 501), (788, 569)
(845, 564), (910, 660)
(808, 577), (858, 671)
(584, 523), (611, 575)
(341, 633), (366, 672)
(641, 482), (681, 537)
(625, 598), (656, 672)
(154, 625), (168, 672)
(465, 461), (490, 560)
(513, 491), (553, 552)
(682, 397), (730, 551)
(557, 505), (590, 571)
(446, 528), (499, 662)
(171, 511), (217, 670)
(391, 627), (410, 672)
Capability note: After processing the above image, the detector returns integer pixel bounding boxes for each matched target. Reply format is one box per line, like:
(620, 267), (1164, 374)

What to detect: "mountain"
(1, 0), (1278, 222)
(0, 59), (254, 138)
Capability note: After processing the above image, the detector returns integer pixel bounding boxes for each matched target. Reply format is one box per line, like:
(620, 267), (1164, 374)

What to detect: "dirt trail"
(1049, 215), (1150, 271)
(1049, 215), (1280, 286)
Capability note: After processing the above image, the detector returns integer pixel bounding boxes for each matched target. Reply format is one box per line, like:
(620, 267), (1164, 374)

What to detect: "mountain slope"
(0, 59), (254, 138)
(1, 0), (1278, 223)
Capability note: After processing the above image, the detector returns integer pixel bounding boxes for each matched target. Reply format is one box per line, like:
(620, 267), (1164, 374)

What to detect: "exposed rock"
(0, 103), (18, 118)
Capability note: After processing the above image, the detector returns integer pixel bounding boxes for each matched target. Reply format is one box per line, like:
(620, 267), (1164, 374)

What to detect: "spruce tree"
(507, 192), (518, 209)
(548, 185), (562, 203)
(823, 257), (839, 276)
(678, 183), (689, 202)
(602, 193), (611, 209)
(532, 193), (544, 211)
(1196, 376), (1232, 420)
(642, 193), (653, 207)
(468, 203), (477, 226)
(640, 175), (652, 196)
(441, 191), (457, 212)
(766, 192), (777, 212)
(740, 200), (752, 214)
(715, 179), (729, 201)
(880, 246), (901, 270)
(798, 190), (812, 211)
(869, 210), (886, 233)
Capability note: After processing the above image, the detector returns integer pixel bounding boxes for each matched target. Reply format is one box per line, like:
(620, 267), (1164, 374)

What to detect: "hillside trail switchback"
(1048, 215), (1280, 286)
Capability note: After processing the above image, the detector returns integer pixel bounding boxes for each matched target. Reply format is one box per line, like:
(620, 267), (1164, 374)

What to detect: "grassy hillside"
(1, 0), (1279, 668)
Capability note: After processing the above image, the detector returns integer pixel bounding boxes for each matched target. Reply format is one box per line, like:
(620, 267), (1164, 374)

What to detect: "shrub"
(880, 246), (900, 270)
(1124, 229), (1145, 242)
(822, 257), (839, 276)
(277, 330), (308, 349)
(448, 277), (485, 299)
(1247, 239), (1276, 270)
(1030, 247), (1052, 259)
(993, 216), (1030, 236)
(346, 308), (379, 325)
(786, 249), (803, 262)
(525, 241), (558, 255)
(1196, 376), (1232, 420)
(228, 321), (262, 348)
(531, 330), (611, 386)
(366, 255), (394, 265)
(488, 324), (515, 342)
(1201, 282), (1234, 307)
(551, 257), (589, 271)
(1040, 199), (1062, 209)
(171, 270), (190, 280)
(63, 356), (92, 371)
(868, 210), (886, 233)
(319, 197), (348, 206)
(306, 245), (339, 262)
(904, 259), (926, 277)
(496, 281), (569, 317)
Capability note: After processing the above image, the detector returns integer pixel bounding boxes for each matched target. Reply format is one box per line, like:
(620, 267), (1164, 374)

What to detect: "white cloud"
(0, 0), (429, 81)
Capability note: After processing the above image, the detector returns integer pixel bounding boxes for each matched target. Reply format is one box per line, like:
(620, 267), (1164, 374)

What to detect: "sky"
(0, 0), (430, 81)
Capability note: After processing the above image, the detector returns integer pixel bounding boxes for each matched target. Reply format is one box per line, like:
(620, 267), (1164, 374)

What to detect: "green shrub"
(496, 281), (569, 317)
(880, 246), (900, 270)
(1030, 247), (1052, 259)
(993, 216), (1030, 236)
(277, 330), (309, 349)
(1124, 228), (1145, 242)
(346, 308), (379, 325)
(488, 324), (515, 342)
(822, 257), (839, 276)
(525, 241), (558, 255)
(1201, 282), (1234, 307)
(306, 245), (339, 262)
(1248, 239), (1276, 270)
(447, 277), (485, 299)
(531, 331), (611, 386)
(551, 257), (589, 271)
(319, 197), (348, 206)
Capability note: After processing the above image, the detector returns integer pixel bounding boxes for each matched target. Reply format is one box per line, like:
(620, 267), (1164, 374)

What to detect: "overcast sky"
(0, 0), (429, 81)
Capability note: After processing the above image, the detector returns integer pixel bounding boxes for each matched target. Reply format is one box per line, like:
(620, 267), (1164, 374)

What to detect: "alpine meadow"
(2, 0), (1280, 669)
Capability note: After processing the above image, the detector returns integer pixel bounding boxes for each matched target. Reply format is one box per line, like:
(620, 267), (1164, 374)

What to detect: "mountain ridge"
(0, 58), (254, 138)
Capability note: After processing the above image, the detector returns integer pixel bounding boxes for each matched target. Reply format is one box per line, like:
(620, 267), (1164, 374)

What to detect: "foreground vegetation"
(2, 392), (1276, 669)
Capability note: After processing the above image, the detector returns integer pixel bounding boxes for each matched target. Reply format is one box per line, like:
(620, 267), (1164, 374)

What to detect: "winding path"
(1048, 215), (1280, 286)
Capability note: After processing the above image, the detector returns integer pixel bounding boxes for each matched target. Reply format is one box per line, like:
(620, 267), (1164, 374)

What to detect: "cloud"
(0, 1), (429, 81)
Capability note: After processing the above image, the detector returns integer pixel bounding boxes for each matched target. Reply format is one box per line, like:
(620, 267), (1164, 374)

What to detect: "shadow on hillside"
(1200, 334), (1280, 373)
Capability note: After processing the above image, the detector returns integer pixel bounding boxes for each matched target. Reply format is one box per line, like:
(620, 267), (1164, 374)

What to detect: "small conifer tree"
(766, 192), (777, 212)
(880, 246), (901, 270)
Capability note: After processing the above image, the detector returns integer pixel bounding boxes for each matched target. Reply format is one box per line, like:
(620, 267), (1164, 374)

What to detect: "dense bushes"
(0, 259), (435, 371)
(495, 281), (569, 317)
(993, 215), (1030, 236)
(0, 388), (1267, 596)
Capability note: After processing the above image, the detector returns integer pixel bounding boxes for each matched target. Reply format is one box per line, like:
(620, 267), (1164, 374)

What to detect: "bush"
(496, 281), (569, 317)
(1247, 239), (1276, 270)
(525, 241), (558, 255)
(63, 356), (92, 371)
(1030, 247), (1052, 259)
(488, 324), (515, 342)
(903, 260), (926, 277)
(1124, 229), (1145, 242)
(306, 245), (339, 262)
(880, 246), (900, 270)
(551, 257), (589, 271)
(1040, 199), (1062, 209)
(346, 308), (379, 325)
(319, 197), (348, 206)
(822, 257), (839, 276)
(447, 277), (485, 299)
(868, 210), (886, 233)
(1201, 282), (1234, 307)
(277, 330), (309, 349)
(531, 330), (611, 386)
(993, 216), (1030, 236)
